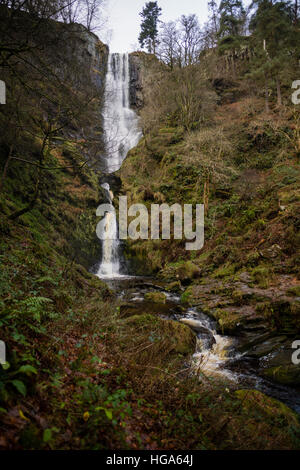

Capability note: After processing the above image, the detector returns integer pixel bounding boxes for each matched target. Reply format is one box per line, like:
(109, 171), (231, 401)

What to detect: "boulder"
(124, 314), (196, 355)
(235, 389), (298, 426)
(261, 364), (300, 386)
(144, 292), (167, 304)
(259, 345), (300, 385)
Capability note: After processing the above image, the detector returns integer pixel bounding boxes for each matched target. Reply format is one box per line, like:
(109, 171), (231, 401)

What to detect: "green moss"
(250, 266), (274, 288)
(235, 390), (299, 426)
(287, 286), (300, 297)
(214, 309), (243, 334)
(144, 292), (167, 304)
(180, 287), (193, 305)
(262, 365), (300, 386)
(165, 281), (182, 292)
(214, 263), (236, 279)
(124, 314), (196, 355)
(177, 261), (200, 281)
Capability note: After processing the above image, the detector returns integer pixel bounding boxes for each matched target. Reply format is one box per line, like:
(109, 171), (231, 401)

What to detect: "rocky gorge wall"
(0, 13), (110, 269)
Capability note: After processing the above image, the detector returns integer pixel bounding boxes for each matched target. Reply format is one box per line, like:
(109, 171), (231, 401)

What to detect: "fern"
(22, 297), (53, 307)
(21, 297), (53, 322)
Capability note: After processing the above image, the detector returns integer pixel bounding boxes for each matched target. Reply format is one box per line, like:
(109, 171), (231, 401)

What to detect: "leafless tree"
(179, 14), (202, 66)
(157, 21), (180, 69)
(158, 14), (202, 68)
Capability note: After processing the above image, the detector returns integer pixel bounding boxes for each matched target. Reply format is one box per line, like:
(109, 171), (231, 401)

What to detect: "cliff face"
(0, 14), (109, 268)
(129, 52), (144, 109)
(129, 52), (159, 110)
(67, 24), (109, 90)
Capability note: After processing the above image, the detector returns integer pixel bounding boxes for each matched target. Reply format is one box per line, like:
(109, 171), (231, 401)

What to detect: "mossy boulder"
(262, 364), (300, 386)
(287, 285), (300, 297)
(180, 286), (194, 305)
(177, 261), (201, 281)
(144, 292), (167, 304)
(162, 261), (201, 283)
(250, 266), (274, 288)
(235, 390), (299, 426)
(214, 309), (244, 335)
(124, 314), (196, 355)
(165, 281), (182, 292)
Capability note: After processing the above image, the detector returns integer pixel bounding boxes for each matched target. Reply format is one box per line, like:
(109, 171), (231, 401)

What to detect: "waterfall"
(97, 53), (141, 278)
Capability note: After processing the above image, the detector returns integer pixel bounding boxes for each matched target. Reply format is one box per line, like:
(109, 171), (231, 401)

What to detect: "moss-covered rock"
(124, 314), (196, 355)
(144, 292), (167, 304)
(287, 286), (300, 297)
(250, 266), (274, 288)
(214, 309), (244, 335)
(235, 390), (299, 426)
(176, 261), (201, 281)
(165, 281), (182, 292)
(262, 364), (300, 386)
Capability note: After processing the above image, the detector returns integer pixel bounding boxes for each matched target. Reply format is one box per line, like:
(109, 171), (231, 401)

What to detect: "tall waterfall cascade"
(97, 53), (141, 278)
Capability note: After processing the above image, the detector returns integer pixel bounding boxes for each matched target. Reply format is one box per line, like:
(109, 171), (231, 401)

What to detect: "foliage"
(138, 1), (162, 54)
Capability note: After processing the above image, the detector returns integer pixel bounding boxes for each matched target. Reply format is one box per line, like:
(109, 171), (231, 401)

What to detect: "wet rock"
(261, 364), (300, 386)
(237, 332), (275, 353)
(180, 318), (213, 335)
(244, 335), (288, 358)
(260, 344), (300, 385)
(179, 319), (216, 350)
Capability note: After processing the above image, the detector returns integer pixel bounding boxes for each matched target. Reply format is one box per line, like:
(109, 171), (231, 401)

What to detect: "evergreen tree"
(218, 0), (246, 38)
(217, 0), (247, 76)
(249, 0), (295, 108)
(203, 0), (220, 47)
(138, 1), (162, 55)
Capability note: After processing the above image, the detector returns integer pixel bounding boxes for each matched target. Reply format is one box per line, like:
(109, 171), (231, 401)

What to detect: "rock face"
(128, 51), (159, 109)
(66, 24), (109, 90)
(129, 52), (144, 109)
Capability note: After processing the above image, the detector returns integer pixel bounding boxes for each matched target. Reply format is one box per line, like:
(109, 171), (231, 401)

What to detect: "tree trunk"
(0, 144), (13, 193)
(265, 74), (270, 113)
(276, 76), (282, 107)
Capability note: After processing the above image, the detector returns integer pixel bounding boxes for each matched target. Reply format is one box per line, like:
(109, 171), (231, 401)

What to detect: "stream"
(95, 52), (300, 414)
(103, 277), (300, 414)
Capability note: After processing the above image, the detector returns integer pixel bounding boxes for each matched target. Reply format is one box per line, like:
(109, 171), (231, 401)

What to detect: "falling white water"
(97, 53), (141, 279)
(102, 53), (141, 174)
(192, 334), (237, 381)
(97, 183), (120, 277)
(180, 309), (239, 381)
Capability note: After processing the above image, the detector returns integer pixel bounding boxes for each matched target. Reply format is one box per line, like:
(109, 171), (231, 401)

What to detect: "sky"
(105, 0), (210, 53)
(104, 0), (252, 53)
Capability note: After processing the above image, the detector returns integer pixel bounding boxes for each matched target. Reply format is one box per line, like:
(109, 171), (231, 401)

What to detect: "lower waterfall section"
(97, 183), (120, 278)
